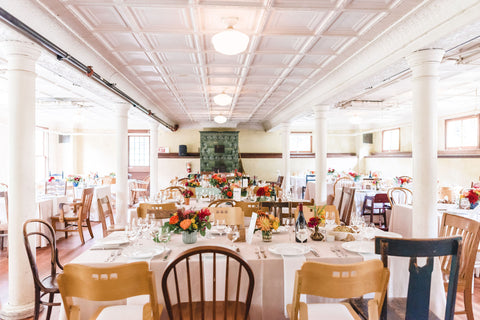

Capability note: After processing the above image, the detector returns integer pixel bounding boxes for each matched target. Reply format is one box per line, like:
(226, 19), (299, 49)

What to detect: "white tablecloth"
(37, 195), (68, 247)
(74, 185), (111, 221)
(64, 230), (445, 320)
(290, 176), (306, 199)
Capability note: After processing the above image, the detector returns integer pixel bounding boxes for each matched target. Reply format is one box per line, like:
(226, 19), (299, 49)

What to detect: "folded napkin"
(283, 255), (306, 317)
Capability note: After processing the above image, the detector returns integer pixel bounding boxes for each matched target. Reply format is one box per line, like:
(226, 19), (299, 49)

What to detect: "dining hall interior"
(1, 0), (480, 319)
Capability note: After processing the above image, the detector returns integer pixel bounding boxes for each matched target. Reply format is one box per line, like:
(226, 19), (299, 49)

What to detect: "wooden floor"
(0, 223), (479, 320)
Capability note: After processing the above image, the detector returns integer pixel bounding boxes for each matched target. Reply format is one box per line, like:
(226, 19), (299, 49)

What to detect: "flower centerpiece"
(328, 168), (335, 175)
(185, 179), (200, 188)
(210, 174), (227, 188)
(67, 174), (82, 187)
(306, 205), (326, 241)
(48, 176), (55, 182)
(182, 189), (194, 205)
(348, 171), (361, 182)
(255, 210), (279, 242)
(395, 176), (412, 187)
(256, 185), (274, 201)
(163, 208), (212, 244)
(233, 169), (243, 181)
(109, 172), (116, 178)
(221, 185), (234, 199)
(463, 188), (480, 209)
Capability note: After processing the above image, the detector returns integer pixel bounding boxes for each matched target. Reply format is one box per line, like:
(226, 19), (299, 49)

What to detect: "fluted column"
(0, 39), (40, 320)
(313, 106), (329, 205)
(149, 122), (159, 198)
(406, 48), (444, 237)
(280, 123), (290, 193)
(115, 103), (130, 226)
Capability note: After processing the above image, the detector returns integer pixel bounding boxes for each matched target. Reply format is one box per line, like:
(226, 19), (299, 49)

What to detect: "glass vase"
(310, 226), (324, 241)
(262, 230), (272, 242)
(182, 231), (198, 244)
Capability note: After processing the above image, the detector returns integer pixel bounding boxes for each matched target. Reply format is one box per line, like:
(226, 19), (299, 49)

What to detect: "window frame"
(382, 128), (400, 152)
(128, 130), (150, 169)
(290, 131), (313, 153)
(445, 114), (480, 151)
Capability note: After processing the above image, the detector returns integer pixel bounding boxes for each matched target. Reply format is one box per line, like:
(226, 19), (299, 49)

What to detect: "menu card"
(246, 212), (257, 244)
(233, 188), (241, 201)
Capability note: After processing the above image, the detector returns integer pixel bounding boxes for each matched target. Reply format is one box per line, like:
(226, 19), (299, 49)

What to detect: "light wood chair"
(287, 259), (389, 320)
(387, 187), (413, 207)
(177, 177), (188, 186)
(58, 262), (162, 320)
(338, 186), (356, 226)
(51, 187), (94, 245)
(23, 219), (63, 320)
(0, 183), (8, 250)
(294, 204), (340, 226)
(161, 246), (254, 320)
(235, 201), (262, 218)
(97, 196), (124, 238)
(372, 236), (462, 320)
(208, 207), (245, 226)
(208, 199), (237, 207)
(333, 176), (355, 202)
(136, 202), (177, 219)
(158, 186), (185, 202)
(438, 186), (454, 203)
(439, 213), (480, 320)
(131, 176), (150, 204)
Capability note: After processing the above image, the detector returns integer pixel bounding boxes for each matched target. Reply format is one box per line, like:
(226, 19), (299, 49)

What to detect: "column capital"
(406, 48), (444, 75)
(114, 102), (130, 116)
(313, 105), (329, 118)
(1, 40), (41, 71)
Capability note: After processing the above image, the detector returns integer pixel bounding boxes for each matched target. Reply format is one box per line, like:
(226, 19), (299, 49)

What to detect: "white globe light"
(213, 93), (232, 106)
(214, 115), (227, 124)
(212, 27), (249, 55)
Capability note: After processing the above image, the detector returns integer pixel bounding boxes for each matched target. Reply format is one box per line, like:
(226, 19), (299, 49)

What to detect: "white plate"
(374, 230), (402, 238)
(342, 241), (375, 254)
(123, 247), (164, 259)
(272, 226), (288, 233)
(268, 243), (310, 256)
(98, 237), (129, 246)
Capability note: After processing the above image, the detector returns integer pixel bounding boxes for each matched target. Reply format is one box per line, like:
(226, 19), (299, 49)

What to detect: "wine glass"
(363, 223), (376, 240)
(325, 211), (336, 230)
(283, 217), (293, 242)
(125, 224), (139, 246)
(158, 227), (172, 250)
(217, 219), (226, 236)
(227, 225), (240, 249)
(460, 198), (470, 210)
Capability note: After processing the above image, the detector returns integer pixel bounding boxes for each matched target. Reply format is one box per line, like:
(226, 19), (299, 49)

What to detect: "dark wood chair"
(338, 186), (356, 226)
(51, 187), (94, 245)
(97, 196), (124, 237)
(161, 246), (255, 320)
(23, 219), (63, 320)
(367, 237), (462, 320)
(439, 213), (480, 320)
(333, 176), (355, 203)
(362, 193), (390, 230)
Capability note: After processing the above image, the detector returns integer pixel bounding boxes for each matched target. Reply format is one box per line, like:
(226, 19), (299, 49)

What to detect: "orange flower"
(180, 219), (192, 230)
(169, 215), (179, 225)
(227, 191), (233, 197)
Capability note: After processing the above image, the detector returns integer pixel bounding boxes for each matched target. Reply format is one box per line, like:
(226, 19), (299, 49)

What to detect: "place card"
(242, 178), (249, 188)
(233, 188), (241, 201)
(246, 212), (257, 244)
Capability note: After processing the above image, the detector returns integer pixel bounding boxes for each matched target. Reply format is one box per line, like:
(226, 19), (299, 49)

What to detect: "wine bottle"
(253, 176), (257, 186)
(295, 203), (307, 243)
(271, 183), (276, 201)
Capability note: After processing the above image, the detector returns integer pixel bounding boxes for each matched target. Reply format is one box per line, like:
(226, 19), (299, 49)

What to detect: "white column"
(280, 123), (290, 193)
(0, 40), (40, 320)
(149, 122), (159, 197)
(406, 48), (444, 238)
(115, 103), (130, 226)
(313, 106), (329, 205)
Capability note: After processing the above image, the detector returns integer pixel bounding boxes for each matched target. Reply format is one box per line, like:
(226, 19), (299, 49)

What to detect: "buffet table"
(65, 229), (445, 320)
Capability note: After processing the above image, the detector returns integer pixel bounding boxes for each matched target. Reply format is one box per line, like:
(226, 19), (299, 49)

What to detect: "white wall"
(0, 123), (8, 183)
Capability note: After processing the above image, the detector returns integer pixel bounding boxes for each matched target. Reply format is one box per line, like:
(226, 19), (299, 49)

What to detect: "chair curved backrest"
(387, 187), (412, 207)
(58, 262), (161, 320)
(333, 177), (355, 200)
(159, 186), (185, 201)
(375, 236), (462, 320)
(161, 246), (254, 320)
(235, 201), (261, 217)
(208, 199), (237, 207)
(287, 259), (389, 320)
(438, 213), (480, 319)
(23, 219), (63, 320)
(137, 202), (177, 219)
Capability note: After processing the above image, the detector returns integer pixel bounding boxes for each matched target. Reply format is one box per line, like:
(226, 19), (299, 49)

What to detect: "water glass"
(363, 223), (376, 240)
(325, 211), (336, 229)
(226, 225), (240, 248)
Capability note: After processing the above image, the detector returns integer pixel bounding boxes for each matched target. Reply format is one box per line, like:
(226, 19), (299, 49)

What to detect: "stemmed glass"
(125, 224), (139, 246)
(325, 211), (336, 231)
(460, 198), (470, 210)
(217, 219), (226, 236)
(226, 225), (240, 249)
(157, 227), (172, 251)
(363, 222), (376, 240)
(283, 217), (294, 242)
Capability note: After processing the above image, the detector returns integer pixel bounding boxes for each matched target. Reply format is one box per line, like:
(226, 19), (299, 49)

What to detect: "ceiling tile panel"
(114, 51), (152, 65)
(130, 7), (191, 31)
(97, 32), (142, 50)
(257, 35), (309, 52)
(71, 5), (127, 30)
(263, 9), (326, 34)
(251, 54), (294, 66)
(326, 11), (377, 35)
(147, 34), (194, 51)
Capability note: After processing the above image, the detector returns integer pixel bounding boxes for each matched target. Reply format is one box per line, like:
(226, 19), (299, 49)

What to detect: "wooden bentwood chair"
(51, 187), (94, 245)
(287, 259), (389, 320)
(373, 236), (462, 320)
(438, 213), (480, 320)
(23, 219), (63, 320)
(58, 262), (162, 320)
(161, 246), (255, 320)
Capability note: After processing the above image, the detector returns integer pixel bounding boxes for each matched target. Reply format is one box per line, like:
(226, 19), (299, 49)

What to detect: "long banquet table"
(66, 229), (445, 320)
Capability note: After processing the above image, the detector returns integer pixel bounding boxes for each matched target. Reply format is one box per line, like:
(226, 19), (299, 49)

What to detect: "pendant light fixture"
(214, 115), (227, 124)
(212, 17), (249, 55)
(213, 92), (233, 106)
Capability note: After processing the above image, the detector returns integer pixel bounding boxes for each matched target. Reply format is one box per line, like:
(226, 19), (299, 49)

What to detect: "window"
(382, 128), (400, 152)
(290, 132), (312, 153)
(445, 115), (479, 149)
(129, 135), (150, 166)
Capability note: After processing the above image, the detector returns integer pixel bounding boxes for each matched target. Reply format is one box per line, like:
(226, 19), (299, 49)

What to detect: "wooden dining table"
(62, 227), (446, 320)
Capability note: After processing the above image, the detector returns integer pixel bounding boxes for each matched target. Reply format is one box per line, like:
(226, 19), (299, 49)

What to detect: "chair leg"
(86, 219), (94, 238)
(464, 287), (474, 320)
(46, 293), (54, 320)
(78, 228), (85, 245)
(64, 222), (68, 239)
(34, 288), (40, 320)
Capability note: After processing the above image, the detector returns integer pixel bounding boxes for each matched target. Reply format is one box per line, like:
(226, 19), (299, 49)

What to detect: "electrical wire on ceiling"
(0, 8), (178, 132)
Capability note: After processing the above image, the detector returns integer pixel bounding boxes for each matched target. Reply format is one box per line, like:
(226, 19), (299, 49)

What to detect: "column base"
(0, 302), (35, 320)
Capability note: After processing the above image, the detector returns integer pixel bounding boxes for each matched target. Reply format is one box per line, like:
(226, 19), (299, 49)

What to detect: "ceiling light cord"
(0, 7), (178, 132)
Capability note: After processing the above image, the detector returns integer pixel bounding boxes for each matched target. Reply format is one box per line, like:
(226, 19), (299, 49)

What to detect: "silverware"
(310, 247), (320, 257)
(110, 250), (122, 262)
(254, 247), (262, 259)
(163, 249), (172, 261)
(260, 247), (267, 259)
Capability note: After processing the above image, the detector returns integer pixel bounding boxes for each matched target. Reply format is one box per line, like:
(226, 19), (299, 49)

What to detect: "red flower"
(256, 187), (265, 196)
(227, 191), (233, 197)
(169, 215), (179, 225)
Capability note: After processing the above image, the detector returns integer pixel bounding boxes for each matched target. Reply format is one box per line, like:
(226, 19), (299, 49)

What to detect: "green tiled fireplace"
(200, 131), (239, 173)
